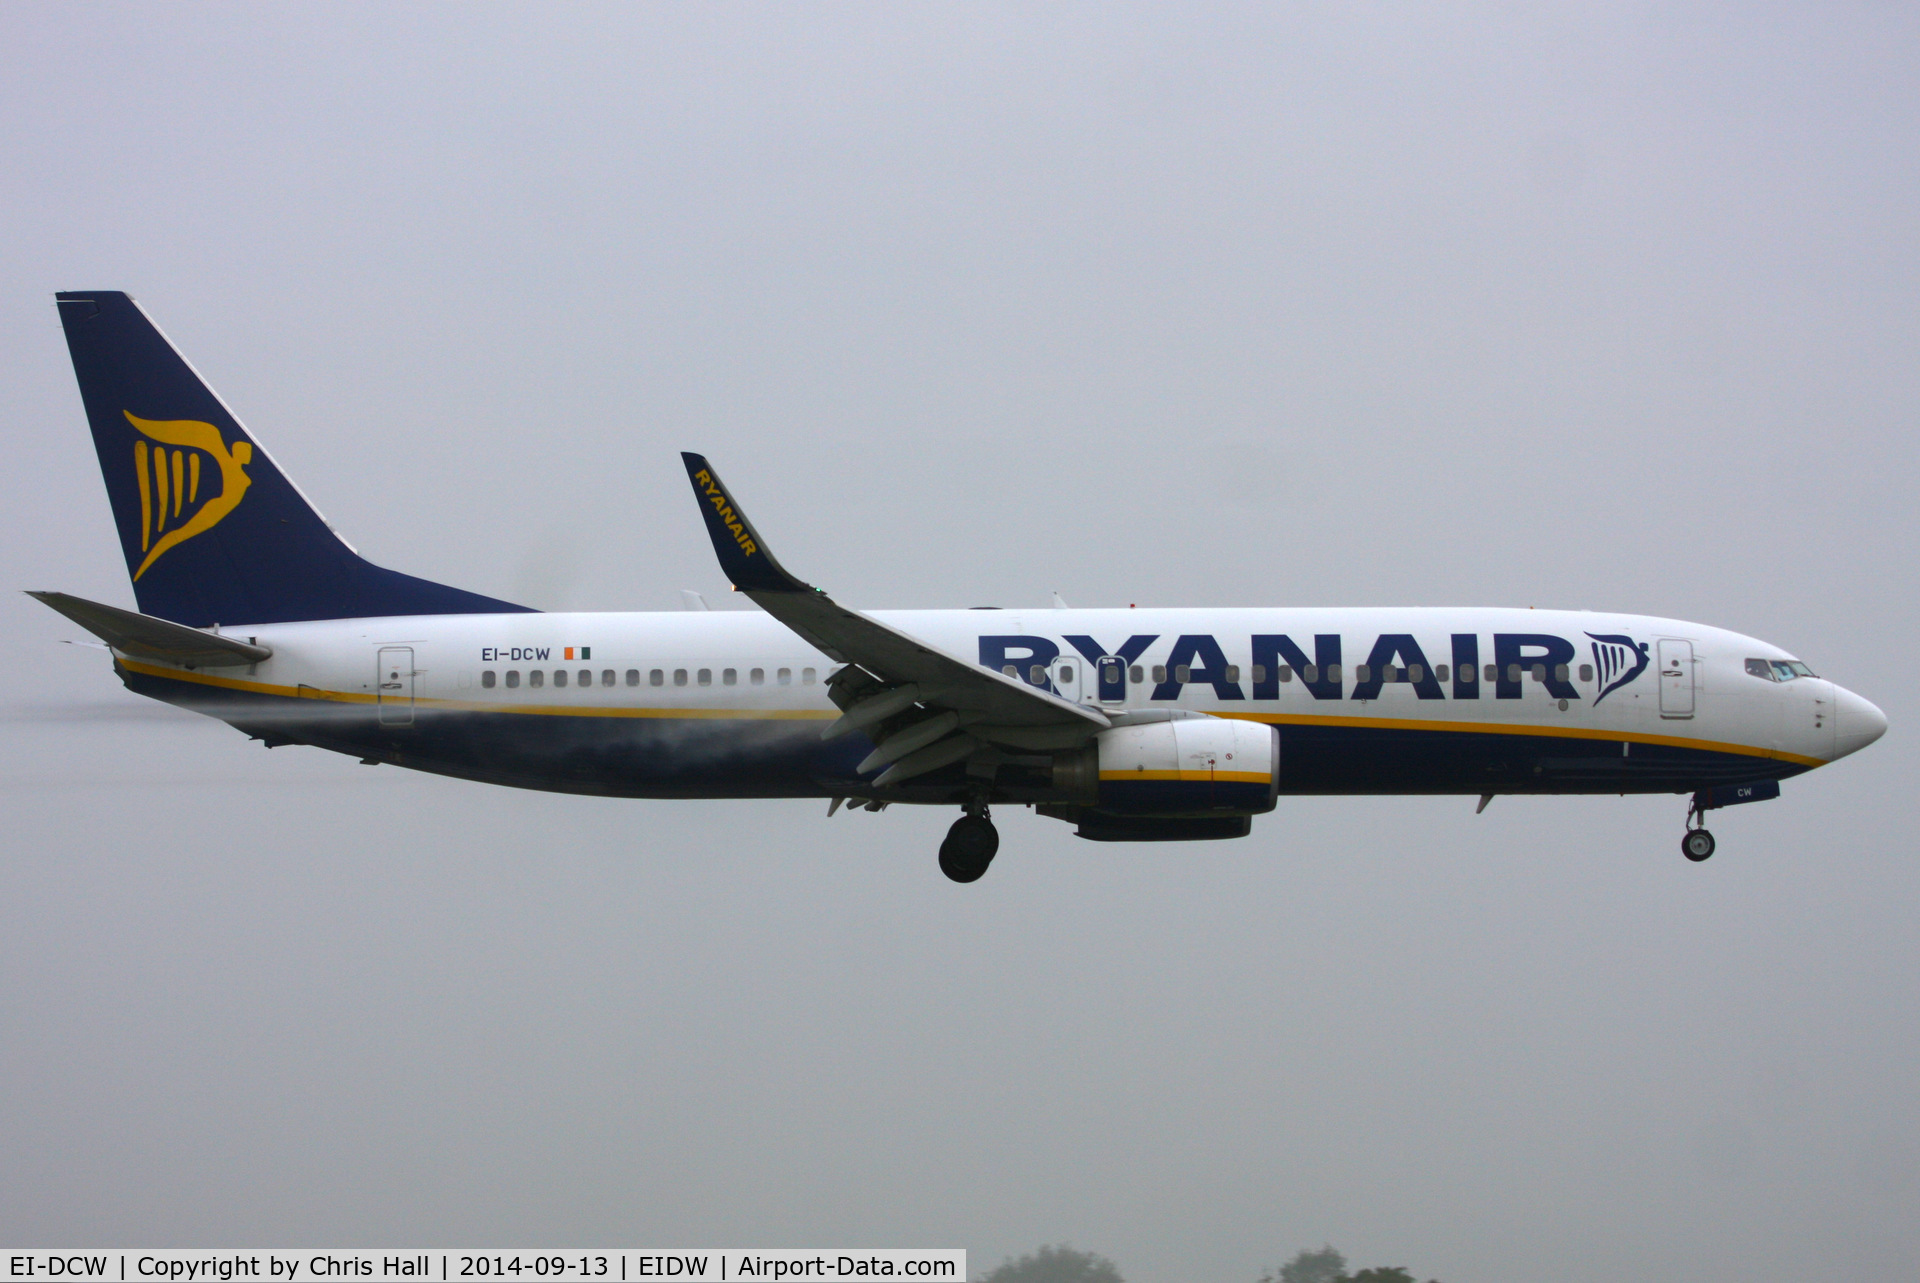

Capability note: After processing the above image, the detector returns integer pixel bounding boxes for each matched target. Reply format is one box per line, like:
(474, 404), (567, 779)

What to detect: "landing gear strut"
(939, 802), (999, 883)
(1682, 799), (1716, 862)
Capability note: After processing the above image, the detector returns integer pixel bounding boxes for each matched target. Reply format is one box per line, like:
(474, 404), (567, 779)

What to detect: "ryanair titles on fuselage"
(979, 629), (1652, 702)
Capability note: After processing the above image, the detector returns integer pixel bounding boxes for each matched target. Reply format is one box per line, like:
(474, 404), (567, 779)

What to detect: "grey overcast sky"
(3, 4), (1917, 1280)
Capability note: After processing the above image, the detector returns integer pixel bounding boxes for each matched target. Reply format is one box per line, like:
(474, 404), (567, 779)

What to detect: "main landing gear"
(939, 802), (999, 883)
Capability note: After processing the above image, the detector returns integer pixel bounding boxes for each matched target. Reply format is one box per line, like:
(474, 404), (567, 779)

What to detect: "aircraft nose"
(1831, 685), (1889, 760)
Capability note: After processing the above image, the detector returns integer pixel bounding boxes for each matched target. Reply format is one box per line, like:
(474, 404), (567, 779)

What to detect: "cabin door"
(1657, 639), (1694, 719)
(378, 646), (416, 726)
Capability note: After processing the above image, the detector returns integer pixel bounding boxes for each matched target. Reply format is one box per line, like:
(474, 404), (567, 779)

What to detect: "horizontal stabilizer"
(28, 591), (271, 667)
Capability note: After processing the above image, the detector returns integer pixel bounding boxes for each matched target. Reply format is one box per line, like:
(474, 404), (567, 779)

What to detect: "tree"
(1260, 1247), (1438, 1283)
(1261, 1247), (1346, 1283)
(977, 1245), (1124, 1283)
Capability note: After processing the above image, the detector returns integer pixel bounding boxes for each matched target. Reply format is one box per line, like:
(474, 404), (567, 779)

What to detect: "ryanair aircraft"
(35, 291), (1888, 881)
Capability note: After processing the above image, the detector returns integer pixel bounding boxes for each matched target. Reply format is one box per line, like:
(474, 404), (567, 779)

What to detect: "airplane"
(33, 291), (1888, 881)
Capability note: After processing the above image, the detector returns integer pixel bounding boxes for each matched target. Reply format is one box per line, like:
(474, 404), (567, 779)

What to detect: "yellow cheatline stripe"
(115, 660), (1825, 765)
(1100, 770), (1272, 783)
(116, 659), (836, 720)
(1214, 708), (1825, 767)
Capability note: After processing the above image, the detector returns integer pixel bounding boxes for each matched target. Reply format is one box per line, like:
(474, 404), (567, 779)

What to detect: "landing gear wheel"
(1682, 828), (1716, 862)
(939, 814), (999, 883)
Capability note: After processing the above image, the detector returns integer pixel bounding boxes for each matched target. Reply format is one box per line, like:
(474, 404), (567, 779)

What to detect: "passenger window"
(723, 668), (737, 686)
(481, 670), (496, 689)
(1003, 665), (1018, 677)
(1224, 665), (1240, 683)
(1152, 665), (1167, 684)
(1745, 658), (1775, 680)
(1029, 665), (1046, 684)
(1485, 664), (1497, 682)
(802, 668), (816, 684)
(1436, 664), (1450, 682)
(580, 670), (592, 686)
(1554, 663), (1569, 683)
(1302, 665), (1318, 683)
(529, 670), (544, 688)
(1251, 665), (1266, 684)
(1506, 664), (1520, 683)
(606, 670), (619, 686)
(1409, 664), (1424, 683)
(1530, 664), (1545, 683)
(1279, 665), (1293, 683)
(673, 669), (688, 686)
(778, 668), (792, 685)
(554, 670), (567, 687)
(1059, 665), (1074, 684)
(1129, 665), (1143, 684)
(1579, 664), (1593, 683)
(1175, 664), (1191, 683)
(751, 668), (764, 685)
(505, 670), (520, 688)
(698, 669), (712, 686)
(1327, 664), (1341, 682)
(1356, 665), (1370, 683)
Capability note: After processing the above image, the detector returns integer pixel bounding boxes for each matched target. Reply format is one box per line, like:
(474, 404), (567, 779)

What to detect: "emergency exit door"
(1048, 655), (1085, 703)
(1658, 639), (1694, 719)
(377, 646), (416, 726)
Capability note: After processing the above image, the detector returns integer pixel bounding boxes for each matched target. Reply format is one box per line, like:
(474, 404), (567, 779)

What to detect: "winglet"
(679, 453), (812, 594)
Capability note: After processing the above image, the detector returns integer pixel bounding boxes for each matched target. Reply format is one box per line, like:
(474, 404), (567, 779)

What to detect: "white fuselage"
(114, 605), (1884, 801)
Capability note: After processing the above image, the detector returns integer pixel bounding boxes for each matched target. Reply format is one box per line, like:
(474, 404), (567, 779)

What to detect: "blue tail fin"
(56, 291), (533, 626)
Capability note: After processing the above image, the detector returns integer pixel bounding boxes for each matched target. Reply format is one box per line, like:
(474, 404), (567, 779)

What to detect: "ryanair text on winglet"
(693, 470), (758, 558)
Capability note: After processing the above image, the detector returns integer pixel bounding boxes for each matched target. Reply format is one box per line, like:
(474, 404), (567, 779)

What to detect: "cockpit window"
(1747, 657), (1817, 681)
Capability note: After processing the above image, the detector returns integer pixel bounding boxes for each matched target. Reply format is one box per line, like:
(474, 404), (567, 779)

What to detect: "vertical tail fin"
(56, 292), (532, 626)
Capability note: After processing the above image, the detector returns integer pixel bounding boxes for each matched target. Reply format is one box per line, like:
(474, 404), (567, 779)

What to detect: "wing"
(679, 454), (1107, 785)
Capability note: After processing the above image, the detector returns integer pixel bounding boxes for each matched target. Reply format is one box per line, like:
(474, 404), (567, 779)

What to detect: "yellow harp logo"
(125, 411), (254, 580)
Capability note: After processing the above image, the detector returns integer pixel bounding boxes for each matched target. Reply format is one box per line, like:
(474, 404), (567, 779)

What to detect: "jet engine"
(1039, 714), (1278, 840)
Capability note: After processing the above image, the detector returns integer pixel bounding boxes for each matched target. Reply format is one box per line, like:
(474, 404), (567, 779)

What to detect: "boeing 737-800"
(33, 291), (1887, 881)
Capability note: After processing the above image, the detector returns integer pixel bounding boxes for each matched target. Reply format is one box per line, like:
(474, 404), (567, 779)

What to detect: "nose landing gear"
(1682, 827), (1716, 861)
(1682, 795), (1716, 862)
(939, 802), (999, 883)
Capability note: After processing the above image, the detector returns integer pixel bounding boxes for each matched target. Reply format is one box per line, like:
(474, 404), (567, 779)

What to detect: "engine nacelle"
(1091, 715), (1278, 817)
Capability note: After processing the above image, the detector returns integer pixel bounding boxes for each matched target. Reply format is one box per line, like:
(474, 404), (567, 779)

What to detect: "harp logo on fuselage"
(1587, 632), (1651, 705)
(124, 411), (253, 580)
